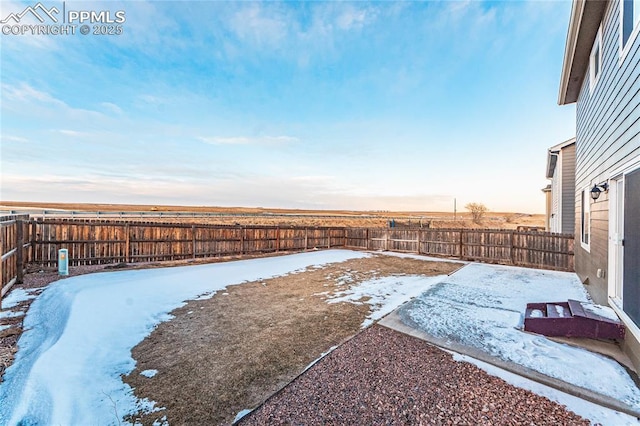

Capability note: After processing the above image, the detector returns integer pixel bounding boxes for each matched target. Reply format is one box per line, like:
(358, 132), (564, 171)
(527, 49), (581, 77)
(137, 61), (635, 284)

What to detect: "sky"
(0, 0), (576, 213)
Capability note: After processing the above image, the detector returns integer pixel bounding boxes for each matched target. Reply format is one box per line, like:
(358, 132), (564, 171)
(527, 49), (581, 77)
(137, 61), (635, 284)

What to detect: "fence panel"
(28, 220), (575, 272)
(1, 215), (30, 303)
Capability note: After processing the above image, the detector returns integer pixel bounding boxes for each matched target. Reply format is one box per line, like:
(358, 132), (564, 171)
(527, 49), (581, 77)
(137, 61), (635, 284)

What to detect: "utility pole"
(454, 198), (457, 221)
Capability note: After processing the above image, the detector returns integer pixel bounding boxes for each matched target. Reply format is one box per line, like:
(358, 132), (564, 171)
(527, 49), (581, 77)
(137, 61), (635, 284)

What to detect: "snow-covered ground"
(0, 250), (370, 425)
(397, 262), (640, 418)
(3, 251), (639, 425)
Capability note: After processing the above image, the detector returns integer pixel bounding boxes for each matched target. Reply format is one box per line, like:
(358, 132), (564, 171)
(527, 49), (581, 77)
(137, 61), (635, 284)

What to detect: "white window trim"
(580, 187), (591, 252)
(590, 24), (603, 94)
(619, 0), (640, 63)
(607, 153), (640, 302)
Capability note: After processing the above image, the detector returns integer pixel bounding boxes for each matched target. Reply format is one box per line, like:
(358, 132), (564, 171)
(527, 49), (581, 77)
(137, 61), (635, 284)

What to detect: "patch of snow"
(377, 251), (467, 264)
(451, 352), (639, 425)
(327, 275), (448, 328)
(554, 304), (567, 317)
(530, 309), (544, 318)
(152, 415), (169, 426)
(1, 287), (42, 309)
(400, 263), (640, 410)
(0, 249), (368, 425)
(0, 310), (24, 319)
(233, 408), (252, 423)
(0, 325), (11, 332)
(583, 303), (620, 322)
(140, 369), (158, 378)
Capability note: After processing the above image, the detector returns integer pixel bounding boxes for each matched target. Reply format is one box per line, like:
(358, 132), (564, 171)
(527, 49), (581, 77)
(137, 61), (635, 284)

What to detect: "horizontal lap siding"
(561, 145), (576, 234)
(575, 0), (640, 303)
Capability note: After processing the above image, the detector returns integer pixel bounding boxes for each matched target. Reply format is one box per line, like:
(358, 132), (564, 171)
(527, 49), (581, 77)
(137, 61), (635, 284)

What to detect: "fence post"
(458, 230), (464, 259)
(240, 226), (245, 255)
(30, 220), (37, 264)
(365, 228), (369, 250)
(416, 229), (421, 254)
(125, 224), (131, 263)
(16, 219), (24, 284)
(385, 230), (389, 251)
(304, 228), (308, 251)
(328, 229), (331, 249)
(191, 225), (196, 259)
(276, 226), (280, 252)
(510, 231), (516, 266)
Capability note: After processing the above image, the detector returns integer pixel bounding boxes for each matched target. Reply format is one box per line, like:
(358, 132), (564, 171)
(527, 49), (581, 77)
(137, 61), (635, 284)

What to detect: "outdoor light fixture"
(590, 182), (609, 200)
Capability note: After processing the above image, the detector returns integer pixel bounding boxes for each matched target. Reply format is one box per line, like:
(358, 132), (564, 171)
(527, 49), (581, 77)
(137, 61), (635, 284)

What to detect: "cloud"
(198, 135), (300, 145)
(228, 4), (289, 48)
(55, 129), (91, 137)
(100, 102), (124, 115)
(1, 135), (28, 143)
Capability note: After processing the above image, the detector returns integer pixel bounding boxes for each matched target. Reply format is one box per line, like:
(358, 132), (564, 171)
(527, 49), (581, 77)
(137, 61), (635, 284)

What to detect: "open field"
(0, 201), (545, 229)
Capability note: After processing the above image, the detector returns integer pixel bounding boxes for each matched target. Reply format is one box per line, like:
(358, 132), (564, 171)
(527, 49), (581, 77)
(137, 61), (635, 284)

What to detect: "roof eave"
(558, 0), (608, 105)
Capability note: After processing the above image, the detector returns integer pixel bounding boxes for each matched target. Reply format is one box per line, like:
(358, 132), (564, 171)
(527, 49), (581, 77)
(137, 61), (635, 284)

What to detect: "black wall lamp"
(590, 182), (609, 200)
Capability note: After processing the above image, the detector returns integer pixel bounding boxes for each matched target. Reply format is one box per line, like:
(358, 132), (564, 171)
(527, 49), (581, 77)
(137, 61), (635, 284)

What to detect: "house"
(545, 137), (576, 234)
(558, 0), (640, 370)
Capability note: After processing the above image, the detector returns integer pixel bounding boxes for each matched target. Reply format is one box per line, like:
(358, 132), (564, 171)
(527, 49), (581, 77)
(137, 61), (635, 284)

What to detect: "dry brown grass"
(1, 201), (544, 229)
(122, 254), (462, 425)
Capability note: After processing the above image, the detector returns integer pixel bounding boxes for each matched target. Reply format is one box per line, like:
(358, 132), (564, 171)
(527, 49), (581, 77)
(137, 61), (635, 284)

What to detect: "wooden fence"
(345, 228), (574, 271)
(0, 217), (575, 306)
(29, 219), (346, 267)
(1, 215), (31, 301)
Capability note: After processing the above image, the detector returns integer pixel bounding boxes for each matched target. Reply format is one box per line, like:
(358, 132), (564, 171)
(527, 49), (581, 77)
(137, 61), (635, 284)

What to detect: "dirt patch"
(123, 254), (462, 425)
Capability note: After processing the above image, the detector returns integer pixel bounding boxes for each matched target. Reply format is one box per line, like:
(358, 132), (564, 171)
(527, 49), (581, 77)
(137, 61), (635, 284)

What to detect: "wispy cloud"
(198, 135), (300, 145)
(55, 129), (91, 137)
(1, 135), (29, 143)
(100, 102), (124, 115)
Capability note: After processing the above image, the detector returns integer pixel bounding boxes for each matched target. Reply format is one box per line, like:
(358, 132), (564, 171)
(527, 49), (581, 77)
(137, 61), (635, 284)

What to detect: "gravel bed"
(240, 325), (590, 425)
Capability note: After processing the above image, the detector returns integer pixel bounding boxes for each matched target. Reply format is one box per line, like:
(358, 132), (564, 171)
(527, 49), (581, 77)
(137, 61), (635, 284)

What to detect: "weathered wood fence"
(344, 228), (574, 271)
(1, 216), (575, 306)
(28, 219), (346, 267)
(1, 215), (31, 300)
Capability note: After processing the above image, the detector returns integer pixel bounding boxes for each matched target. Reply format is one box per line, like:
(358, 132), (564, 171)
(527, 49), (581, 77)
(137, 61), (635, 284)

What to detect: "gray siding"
(561, 144), (576, 234)
(575, 0), (640, 304)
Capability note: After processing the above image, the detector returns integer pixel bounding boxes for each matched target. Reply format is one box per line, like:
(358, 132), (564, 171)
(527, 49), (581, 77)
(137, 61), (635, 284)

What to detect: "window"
(581, 188), (590, 249)
(590, 26), (602, 91)
(622, 0), (640, 51)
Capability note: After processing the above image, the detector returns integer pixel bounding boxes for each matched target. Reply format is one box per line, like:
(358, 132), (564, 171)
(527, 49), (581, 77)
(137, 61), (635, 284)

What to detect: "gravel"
(240, 325), (590, 425)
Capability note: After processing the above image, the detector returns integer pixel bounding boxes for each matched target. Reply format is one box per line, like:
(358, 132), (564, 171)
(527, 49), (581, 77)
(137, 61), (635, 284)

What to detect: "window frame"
(590, 24), (603, 93)
(620, 0), (640, 62)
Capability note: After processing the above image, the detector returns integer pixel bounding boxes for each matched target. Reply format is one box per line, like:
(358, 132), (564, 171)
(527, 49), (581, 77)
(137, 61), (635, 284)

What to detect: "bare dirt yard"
(122, 254), (462, 425)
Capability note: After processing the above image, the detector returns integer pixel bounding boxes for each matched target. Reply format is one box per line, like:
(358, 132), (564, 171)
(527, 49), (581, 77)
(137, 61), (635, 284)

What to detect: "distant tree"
(465, 202), (488, 224)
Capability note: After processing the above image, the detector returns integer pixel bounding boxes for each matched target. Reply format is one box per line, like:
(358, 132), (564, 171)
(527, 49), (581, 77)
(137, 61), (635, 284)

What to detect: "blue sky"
(0, 0), (575, 213)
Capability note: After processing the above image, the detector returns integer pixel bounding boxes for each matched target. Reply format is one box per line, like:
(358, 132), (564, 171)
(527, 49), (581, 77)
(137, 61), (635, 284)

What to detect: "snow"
(140, 369), (158, 378)
(0, 310), (24, 319)
(451, 352), (639, 425)
(0, 249), (368, 426)
(399, 263), (640, 410)
(1, 287), (42, 309)
(554, 304), (567, 317)
(326, 274), (448, 327)
(530, 309), (544, 318)
(233, 408), (252, 423)
(0, 325), (10, 332)
(583, 302), (620, 322)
